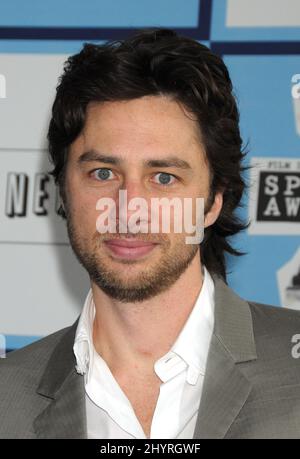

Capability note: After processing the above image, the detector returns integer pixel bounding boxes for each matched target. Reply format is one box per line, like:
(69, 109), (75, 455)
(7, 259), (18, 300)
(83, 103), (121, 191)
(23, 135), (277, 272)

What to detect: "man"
(1, 28), (300, 439)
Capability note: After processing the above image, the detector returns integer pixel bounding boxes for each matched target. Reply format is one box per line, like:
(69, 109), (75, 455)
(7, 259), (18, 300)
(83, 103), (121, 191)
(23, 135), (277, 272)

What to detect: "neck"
(92, 254), (204, 374)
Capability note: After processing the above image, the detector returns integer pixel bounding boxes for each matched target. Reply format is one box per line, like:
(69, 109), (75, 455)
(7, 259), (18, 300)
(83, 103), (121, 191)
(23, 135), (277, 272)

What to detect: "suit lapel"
(193, 334), (253, 438)
(33, 320), (87, 439)
(193, 273), (257, 439)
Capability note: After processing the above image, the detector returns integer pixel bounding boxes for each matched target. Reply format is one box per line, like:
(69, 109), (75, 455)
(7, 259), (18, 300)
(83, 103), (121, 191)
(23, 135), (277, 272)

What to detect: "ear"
(204, 190), (223, 228)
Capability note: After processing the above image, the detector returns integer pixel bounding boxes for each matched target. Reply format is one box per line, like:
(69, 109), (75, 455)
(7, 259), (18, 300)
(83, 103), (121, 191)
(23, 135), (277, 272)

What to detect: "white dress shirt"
(73, 265), (215, 439)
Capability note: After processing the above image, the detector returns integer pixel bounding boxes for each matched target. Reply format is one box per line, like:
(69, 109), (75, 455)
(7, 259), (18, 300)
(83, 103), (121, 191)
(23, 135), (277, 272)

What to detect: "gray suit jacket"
(1, 273), (300, 439)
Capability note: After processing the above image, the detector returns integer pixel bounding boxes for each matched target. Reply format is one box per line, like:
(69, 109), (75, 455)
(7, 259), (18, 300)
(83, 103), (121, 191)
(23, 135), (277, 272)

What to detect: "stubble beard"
(66, 215), (200, 303)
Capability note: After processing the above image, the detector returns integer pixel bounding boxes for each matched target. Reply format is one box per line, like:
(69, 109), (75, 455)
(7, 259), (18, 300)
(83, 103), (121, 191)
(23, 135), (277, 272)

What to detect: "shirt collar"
(73, 265), (215, 386)
(73, 288), (95, 382)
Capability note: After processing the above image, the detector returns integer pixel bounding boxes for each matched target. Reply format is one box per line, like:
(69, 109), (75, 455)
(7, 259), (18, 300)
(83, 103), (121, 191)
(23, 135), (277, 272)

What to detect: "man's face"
(64, 95), (221, 302)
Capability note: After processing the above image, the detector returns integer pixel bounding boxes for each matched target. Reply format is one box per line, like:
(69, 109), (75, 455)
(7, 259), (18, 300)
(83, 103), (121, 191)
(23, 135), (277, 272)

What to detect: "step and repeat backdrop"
(0, 0), (299, 352)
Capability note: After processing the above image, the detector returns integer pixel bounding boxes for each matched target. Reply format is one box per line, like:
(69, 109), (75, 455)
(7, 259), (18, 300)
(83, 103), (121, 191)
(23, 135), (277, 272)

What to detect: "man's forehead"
(84, 97), (200, 132)
(69, 97), (205, 163)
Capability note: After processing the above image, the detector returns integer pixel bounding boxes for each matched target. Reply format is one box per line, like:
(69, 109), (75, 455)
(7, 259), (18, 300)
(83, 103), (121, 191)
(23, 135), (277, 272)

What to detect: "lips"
(103, 238), (158, 259)
(104, 239), (156, 248)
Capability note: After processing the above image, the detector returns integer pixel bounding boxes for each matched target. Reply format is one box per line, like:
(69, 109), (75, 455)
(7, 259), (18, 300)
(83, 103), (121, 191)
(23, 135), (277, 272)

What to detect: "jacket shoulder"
(0, 324), (74, 373)
(245, 300), (300, 385)
(248, 300), (300, 336)
(0, 323), (78, 438)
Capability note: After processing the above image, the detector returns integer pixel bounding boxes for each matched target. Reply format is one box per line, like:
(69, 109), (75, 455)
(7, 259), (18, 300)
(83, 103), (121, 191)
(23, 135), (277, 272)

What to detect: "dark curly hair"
(47, 28), (251, 282)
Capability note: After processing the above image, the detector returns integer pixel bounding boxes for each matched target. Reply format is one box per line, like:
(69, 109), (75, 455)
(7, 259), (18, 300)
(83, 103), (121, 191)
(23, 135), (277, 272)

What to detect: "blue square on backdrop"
(224, 54), (300, 306)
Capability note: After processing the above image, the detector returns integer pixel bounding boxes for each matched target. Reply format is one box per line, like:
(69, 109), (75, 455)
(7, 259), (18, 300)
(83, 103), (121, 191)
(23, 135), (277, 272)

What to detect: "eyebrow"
(77, 150), (192, 170)
(78, 151), (120, 165)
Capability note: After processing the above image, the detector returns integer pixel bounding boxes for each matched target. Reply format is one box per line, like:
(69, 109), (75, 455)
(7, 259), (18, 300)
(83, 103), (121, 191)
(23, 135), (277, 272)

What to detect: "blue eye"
(154, 172), (176, 186)
(93, 168), (114, 181)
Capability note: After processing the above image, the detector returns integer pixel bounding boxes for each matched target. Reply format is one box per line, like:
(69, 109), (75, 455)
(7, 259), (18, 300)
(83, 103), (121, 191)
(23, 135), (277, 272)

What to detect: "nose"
(115, 180), (151, 234)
